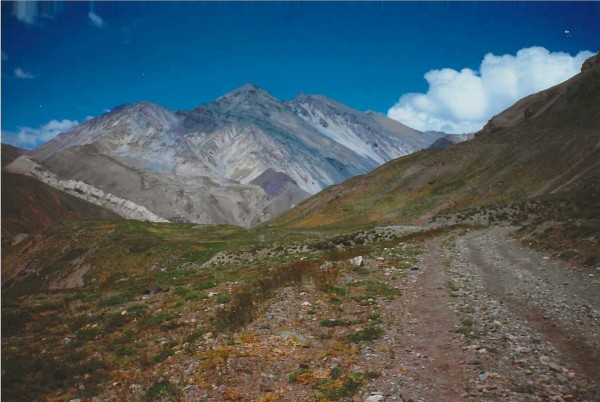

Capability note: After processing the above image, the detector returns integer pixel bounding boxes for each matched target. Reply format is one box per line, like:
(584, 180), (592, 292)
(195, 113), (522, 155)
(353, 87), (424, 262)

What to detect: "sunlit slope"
(273, 53), (600, 229)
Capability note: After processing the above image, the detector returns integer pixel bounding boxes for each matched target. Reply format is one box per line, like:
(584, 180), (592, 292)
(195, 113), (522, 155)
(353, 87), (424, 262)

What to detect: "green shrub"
(114, 347), (138, 357)
(197, 280), (218, 290)
(142, 312), (178, 327)
(216, 294), (231, 304)
(142, 380), (181, 401)
(152, 347), (175, 363)
(346, 326), (384, 342)
(100, 291), (136, 307)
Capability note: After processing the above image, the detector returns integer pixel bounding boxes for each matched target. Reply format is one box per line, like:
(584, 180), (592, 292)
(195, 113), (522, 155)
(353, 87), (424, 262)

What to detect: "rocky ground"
(3, 225), (599, 401)
(443, 227), (600, 401)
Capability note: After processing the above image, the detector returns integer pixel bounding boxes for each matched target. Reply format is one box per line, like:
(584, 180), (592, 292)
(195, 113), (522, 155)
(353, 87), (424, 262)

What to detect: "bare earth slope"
(273, 53), (600, 229)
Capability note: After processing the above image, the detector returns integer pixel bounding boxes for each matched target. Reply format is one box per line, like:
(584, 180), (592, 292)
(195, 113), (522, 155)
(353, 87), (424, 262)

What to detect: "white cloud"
(1, 51), (7, 61)
(2, 119), (79, 149)
(12, 0), (38, 25)
(14, 67), (35, 79)
(88, 11), (105, 28)
(387, 47), (594, 134)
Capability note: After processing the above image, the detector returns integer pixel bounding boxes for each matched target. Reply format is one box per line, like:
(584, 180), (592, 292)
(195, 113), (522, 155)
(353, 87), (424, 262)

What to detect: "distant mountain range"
(274, 53), (600, 228)
(5, 84), (457, 227)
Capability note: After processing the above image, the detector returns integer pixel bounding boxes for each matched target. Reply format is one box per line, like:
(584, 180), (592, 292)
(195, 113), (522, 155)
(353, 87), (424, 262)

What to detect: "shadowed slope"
(1, 171), (120, 246)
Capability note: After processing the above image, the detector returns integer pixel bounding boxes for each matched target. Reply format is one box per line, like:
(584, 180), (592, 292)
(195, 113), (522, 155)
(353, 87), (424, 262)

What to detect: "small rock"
(400, 394), (415, 402)
(365, 396), (384, 402)
(555, 373), (567, 383)
(12, 233), (30, 246)
(144, 285), (170, 294)
(410, 266), (419, 271)
(350, 256), (364, 267)
(548, 362), (561, 372)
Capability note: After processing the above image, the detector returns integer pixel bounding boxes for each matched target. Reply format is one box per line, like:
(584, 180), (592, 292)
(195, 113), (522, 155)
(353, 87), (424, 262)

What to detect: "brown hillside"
(2, 171), (121, 249)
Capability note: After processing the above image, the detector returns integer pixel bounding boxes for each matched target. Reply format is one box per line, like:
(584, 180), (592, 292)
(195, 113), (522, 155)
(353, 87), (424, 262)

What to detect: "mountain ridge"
(6, 84), (450, 227)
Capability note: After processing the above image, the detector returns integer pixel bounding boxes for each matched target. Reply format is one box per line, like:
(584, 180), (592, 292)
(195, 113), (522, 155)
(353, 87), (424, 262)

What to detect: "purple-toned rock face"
(250, 168), (298, 197)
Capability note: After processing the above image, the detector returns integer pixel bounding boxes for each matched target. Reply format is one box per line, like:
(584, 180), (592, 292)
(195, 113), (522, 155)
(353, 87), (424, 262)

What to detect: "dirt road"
(440, 226), (600, 401)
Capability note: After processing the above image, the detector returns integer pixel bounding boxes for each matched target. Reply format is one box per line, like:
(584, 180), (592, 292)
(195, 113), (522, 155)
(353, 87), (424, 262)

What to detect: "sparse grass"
(346, 326), (384, 342)
(142, 380), (181, 402)
(152, 347), (175, 363)
(288, 369), (317, 384)
(99, 291), (136, 307)
(314, 371), (365, 400)
(445, 281), (459, 292)
(454, 318), (481, 340)
(320, 318), (358, 327)
(322, 285), (348, 296)
(114, 346), (138, 357)
(216, 294), (232, 304)
(142, 312), (178, 327)
(363, 280), (401, 298)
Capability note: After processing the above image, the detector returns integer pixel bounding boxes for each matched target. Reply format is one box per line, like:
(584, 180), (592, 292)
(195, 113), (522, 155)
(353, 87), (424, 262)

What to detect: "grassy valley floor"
(2, 218), (599, 401)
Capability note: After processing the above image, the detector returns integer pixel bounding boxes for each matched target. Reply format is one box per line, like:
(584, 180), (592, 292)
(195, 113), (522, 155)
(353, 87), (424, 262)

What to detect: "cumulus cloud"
(88, 11), (106, 28)
(14, 67), (36, 79)
(387, 47), (594, 134)
(2, 119), (79, 149)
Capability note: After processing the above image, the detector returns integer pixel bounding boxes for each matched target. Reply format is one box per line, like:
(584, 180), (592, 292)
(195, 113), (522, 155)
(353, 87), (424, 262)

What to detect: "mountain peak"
(218, 82), (274, 100)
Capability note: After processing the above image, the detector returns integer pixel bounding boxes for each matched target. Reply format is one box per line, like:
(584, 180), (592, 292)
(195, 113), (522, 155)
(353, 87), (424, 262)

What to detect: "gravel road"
(440, 226), (600, 401)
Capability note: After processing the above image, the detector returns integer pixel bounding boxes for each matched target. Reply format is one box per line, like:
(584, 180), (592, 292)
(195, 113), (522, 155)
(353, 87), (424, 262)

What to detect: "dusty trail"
(394, 237), (467, 401)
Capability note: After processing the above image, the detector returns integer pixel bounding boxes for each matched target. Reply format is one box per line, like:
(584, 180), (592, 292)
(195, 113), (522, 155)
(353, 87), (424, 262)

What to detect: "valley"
(2, 219), (599, 401)
(2, 44), (598, 402)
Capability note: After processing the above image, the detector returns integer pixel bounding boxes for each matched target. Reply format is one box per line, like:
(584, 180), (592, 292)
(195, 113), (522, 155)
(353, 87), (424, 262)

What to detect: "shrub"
(100, 291), (136, 307)
(346, 326), (384, 342)
(114, 347), (138, 357)
(142, 380), (181, 401)
(142, 312), (178, 327)
(152, 347), (175, 363)
(216, 294), (231, 304)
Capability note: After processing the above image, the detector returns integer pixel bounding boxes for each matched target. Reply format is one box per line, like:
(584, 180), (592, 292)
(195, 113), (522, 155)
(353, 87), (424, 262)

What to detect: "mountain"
(273, 53), (600, 229)
(6, 84), (448, 227)
(428, 133), (475, 149)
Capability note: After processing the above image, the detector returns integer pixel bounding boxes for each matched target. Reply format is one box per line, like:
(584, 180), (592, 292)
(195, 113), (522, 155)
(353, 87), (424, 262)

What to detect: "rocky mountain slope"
(273, 53), (600, 229)
(5, 85), (447, 227)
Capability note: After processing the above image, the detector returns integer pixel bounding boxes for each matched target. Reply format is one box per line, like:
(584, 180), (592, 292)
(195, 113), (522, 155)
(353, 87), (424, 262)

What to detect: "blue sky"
(2, 1), (599, 148)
